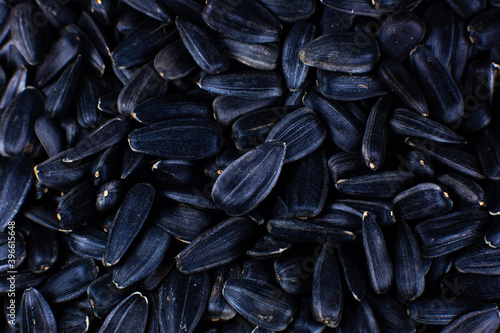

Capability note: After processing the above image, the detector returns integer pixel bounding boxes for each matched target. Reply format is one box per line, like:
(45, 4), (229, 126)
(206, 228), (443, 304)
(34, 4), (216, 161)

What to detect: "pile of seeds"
(1, 0), (500, 332)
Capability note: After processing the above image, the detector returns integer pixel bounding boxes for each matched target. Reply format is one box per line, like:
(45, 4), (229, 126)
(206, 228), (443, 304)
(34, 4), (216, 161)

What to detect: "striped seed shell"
(437, 172), (486, 209)
(410, 45), (464, 127)
(20, 288), (57, 333)
(468, 8), (500, 50)
(0, 87), (44, 157)
(364, 292), (416, 333)
(336, 171), (415, 199)
(392, 183), (453, 220)
(327, 152), (367, 184)
(389, 108), (466, 144)
(378, 59), (428, 116)
(176, 217), (255, 273)
(406, 137), (486, 179)
(176, 17), (228, 74)
(57, 307), (89, 333)
(0, 157), (33, 231)
(34, 116), (65, 158)
(213, 95), (279, 126)
(267, 217), (356, 243)
(63, 117), (130, 163)
(34, 27), (80, 87)
(422, 5), (456, 71)
(40, 258), (98, 303)
(92, 145), (123, 187)
(223, 278), (296, 331)
(88, 273), (132, 319)
(117, 62), (166, 116)
(257, 0), (315, 22)
(219, 38), (280, 71)
(311, 203), (364, 230)
(69, 227), (107, 260)
(212, 141), (285, 216)
(76, 73), (103, 129)
(282, 21), (316, 91)
(393, 221), (425, 302)
(0, 68), (27, 111)
(207, 263), (241, 321)
(408, 297), (495, 325)
(317, 70), (386, 101)
(406, 150), (435, 179)
(286, 148), (328, 218)
(445, 0), (486, 18)
(441, 273), (500, 299)
(198, 71), (283, 98)
(320, 6), (354, 35)
(312, 243), (342, 328)
(202, 0), (282, 43)
(24, 205), (71, 233)
(441, 306), (500, 333)
(338, 244), (367, 301)
(104, 183), (155, 266)
(320, 0), (382, 17)
(337, 300), (379, 333)
(303, 90), (363, 153)
(113, 225), (171, 289)
(242, 260), (274, 284)
(337, 199), (396, 226)
(158, 269), (210, 333)
(415, 210), (490, 258)
(300, 32), (380, 73)
(154, 39), (197, 80)
(454, 243), (500, 275)
(274, 252), (312, 295)
(362, 212), (393, 294)
(288, 297), (326, 333)
(132, 95), (211, 125)
(160, 185), (219, 211)
(150, 204), (212, 242)
(247, 236), (291, 259)
(112, 18), (176, 69)
(362, 95), (390, 171)
(9, 3), (46, 65)
(28, 225), (58, 273)
(122, 0), (170, 22)
(377, 10), (425, 62)
(56, 181), (96, 230)
(98, 292), (149, 333)
(476, 128), (500, 180)
(266, 108), (325, 163)
(128, 118), (222, 160)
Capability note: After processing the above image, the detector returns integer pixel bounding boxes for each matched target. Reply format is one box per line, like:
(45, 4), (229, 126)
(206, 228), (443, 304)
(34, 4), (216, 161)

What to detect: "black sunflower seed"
(258, 0), (315, 22)
(98, 292), (149, 333)
(104, 183), (155, 266)
(300, 32), (379, 73)
(393, 183), (453, 220)
(208, 263), (241, 321)
(92, 145), (123, 187)
(441, 306), (500, 333)
(336, 171), (415, 199)
(69, 227), (107, 260)
(485, 217), (500, 248)
(158, 269), (210, 333)
(176, 217), (255, 273)
(441, 272), (500, 300)
(154, 39), (197, 80)
(198, 71), (283, 98)
(212, 141), (285, 215)
(222, 278), (297, 331)
(20, 288), (57, 333)
(338, 244), (367, 301)
(282, 21), (316, 91)
(317, 70), (386, 102)
(364, 292), (416, 333)
(202, 0), (282, 43)
(362, 95), (390, 171)
(320, 6), (354, 35)
(437, 172), (486, 209)
(320, 0), (381, 17)
(219, 38), (280, 71)
(56, 181), (96, 230)
(9, 3), (46, 65)
(0, 156), (33, 231)
(415, 210), (490, 258)
(468, 8), (500, 50)
(312, 243), (342, 328)
(122, 0), (171, 22)
(57, 307), (89, 333)
(28, 225), (58, 273)
(247, 236), (291, 259)
(87, 273), (132, 319)
(213, 95), (279, 126)
(129, 118), (222, 160)
(113, 225), (171, 289)
(327, 152), (367, 184)
(274, 252), (312, 295)
(423, 5), (457, 71)
(454, 243), (500, 275)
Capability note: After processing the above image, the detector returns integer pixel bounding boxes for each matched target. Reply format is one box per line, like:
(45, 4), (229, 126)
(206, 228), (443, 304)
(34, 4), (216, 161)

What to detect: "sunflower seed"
(468, 8), (500, 50)
(423, 5), (457, 71)
(88, 273), (132, 319)
(393, 183), (453, 220)
(198, 71), (283, 98)
(20, 288), (57, 333)
(362, 96), (390, 171)
(441, 306), (500, 333)
(98, 292), (149, 333)
(336, 171), (415, 199)
(317, 70), (386, 101)
(28, 225), (58, 273)
(208, 263), (241, 321)
(69, 227), (107, 260)
(437, 172), (486, 209)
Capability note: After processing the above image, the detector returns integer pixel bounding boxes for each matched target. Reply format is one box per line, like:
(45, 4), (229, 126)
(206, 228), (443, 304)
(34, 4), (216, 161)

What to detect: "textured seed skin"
(476, 128), (500, 180)
(318, 70), (386, 101)
(364, 292), (416, 333)
(415, 210), (490, 258)
(88, 273), (132, 319)
(441, 306), (500, 333)
(289, 296), (326, 333)
(159, 269), (210, 333)
(176, 217), (255, 273)
(208, 263), (241, 321)
(198, 71), (284, 98)
(468, 8), (500, 50)
(300, 32), (380, 73)
(320, 0), (381, 17)
(282, 21), (316, 91)
(154, 39), (197, 80)
(454, 243), (500, 275)
(274, 252), (312, 295)
(336, 171), (415, 199)
(266, 108), (326, 163)
(10, 3), (46, 65)
(437, 173), (486, 209)
(0, 156), (33, 232)
(362, 96), (390, 171)
(377, 11), (425, 62)
(212, 141), (286, 216)
(362, 212), (393, 295)
(338, 244), (367, 301)
(104, 183), (155, 266)
(219, 38), (280, 71)
(393, 183), (453, 220)
(28, 225), (58, 273)
(98, 292), (149, 333)
(441, 273), (500, 299)
(223, 278), (297, 331)
(312, 243), (342, 328)
(203, 0), (282, 43)
(410, 46), (464, 127)
(129, 118), (222, 160)
(20, 288), (57, 333)
(70, 227), (107, 260)
(423, 5), (457, 71)
(56, 181), (96, 230)
(378, 59), (428, 116)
